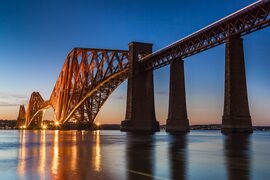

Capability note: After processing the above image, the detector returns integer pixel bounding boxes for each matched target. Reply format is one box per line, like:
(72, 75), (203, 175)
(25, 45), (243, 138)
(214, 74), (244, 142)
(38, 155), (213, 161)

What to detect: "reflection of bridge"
(17, 0), (270, 133)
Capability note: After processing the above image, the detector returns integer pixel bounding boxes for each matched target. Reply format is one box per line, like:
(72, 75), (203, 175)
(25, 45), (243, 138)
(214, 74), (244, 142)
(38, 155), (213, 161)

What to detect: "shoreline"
(0, 122), (269, 131)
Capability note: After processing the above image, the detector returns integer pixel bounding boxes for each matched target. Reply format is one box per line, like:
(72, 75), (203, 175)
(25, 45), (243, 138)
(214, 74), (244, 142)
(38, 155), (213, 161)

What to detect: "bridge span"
(17, 0), (270, 133)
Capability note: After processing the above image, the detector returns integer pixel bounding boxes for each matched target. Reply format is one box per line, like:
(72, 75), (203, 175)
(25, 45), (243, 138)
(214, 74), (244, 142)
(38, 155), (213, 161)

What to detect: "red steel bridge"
(17, 0), (270, 133)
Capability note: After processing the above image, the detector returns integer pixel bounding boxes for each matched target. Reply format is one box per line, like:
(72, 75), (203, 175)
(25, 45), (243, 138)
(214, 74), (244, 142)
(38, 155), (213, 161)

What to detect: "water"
(0, 130), (269, 180)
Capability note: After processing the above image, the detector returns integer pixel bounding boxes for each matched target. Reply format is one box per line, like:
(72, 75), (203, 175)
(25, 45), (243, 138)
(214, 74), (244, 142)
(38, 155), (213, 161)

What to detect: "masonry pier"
(121, 42), (160, 132)
(222, 35), (253, 133)
(166, 59), (190, 133)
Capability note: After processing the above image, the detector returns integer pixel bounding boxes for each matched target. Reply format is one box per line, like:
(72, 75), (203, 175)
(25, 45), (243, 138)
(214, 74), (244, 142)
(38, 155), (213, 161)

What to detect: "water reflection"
(51, 130), (59, 175)
(15, 130), (258, 180)
(126, 133), (155, 180)
(224, 134), (251, 180)
(168, 135), (187, 180)
(18, 130), (26, 177)
(93, 130), (101, 172)
(17, 130), (102, 179)
(39, 130), (46, 176)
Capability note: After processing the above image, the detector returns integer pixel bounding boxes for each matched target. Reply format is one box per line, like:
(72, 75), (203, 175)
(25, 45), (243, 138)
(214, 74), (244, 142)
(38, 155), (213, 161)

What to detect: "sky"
(0, 0), (270, 125)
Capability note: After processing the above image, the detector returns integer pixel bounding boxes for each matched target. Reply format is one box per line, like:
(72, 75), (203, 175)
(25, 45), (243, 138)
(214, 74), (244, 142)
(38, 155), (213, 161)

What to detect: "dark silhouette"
(224, 134), (251, 180)
(168, 134), (188, 180)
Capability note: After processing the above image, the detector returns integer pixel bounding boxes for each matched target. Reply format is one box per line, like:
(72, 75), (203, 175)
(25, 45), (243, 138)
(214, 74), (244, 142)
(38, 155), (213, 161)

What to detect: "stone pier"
(121, 42), (159, 132)
(222, 35), (253, 133)
(166, 59), (190, 133)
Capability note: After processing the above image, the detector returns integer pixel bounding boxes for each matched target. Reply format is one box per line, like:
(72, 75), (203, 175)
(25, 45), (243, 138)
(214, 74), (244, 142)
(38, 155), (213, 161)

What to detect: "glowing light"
(96, 122), (100, 126)
(42, 125), (47, 129)
(55, 121), (60, 126)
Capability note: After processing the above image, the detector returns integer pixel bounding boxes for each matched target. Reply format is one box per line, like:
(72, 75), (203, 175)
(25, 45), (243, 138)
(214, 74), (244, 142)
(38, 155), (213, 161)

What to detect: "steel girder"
(25, 92), (44, 127)
(17, 105), (26, 127)
(63, 69), (128, 124)
(21, 48), (128, 128)
(141, 0), (270, 71)
(48, 48), (129, 125)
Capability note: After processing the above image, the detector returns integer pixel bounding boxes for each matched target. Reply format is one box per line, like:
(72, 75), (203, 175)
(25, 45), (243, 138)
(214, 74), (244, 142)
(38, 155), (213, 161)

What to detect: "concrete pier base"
(166, 59), (190, 133)
(222, 35), (253, 133)
(121, 42), (159, 132)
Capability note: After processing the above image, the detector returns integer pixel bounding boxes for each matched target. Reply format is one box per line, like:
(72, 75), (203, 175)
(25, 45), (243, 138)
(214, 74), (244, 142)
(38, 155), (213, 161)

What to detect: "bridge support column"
(121, 42), (159, 132)
(222, 35), (252, 133)
(166, 59), (190, 133)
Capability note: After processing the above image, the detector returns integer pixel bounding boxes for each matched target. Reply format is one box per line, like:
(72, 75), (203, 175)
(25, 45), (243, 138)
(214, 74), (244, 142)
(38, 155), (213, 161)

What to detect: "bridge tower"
(166, 59), (190, 133)
(121, 42), (160, 132)
(25, 92), (45, 129)
(222, 35), (252, 133)
(17, 105), (26, 127)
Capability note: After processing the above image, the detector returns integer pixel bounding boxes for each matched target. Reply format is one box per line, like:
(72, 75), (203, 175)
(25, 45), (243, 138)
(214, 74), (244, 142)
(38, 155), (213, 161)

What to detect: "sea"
(0, 130), (269, 180)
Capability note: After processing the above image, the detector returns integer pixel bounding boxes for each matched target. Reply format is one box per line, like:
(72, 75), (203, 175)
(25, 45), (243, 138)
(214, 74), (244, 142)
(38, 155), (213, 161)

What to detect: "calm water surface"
(0, 130), (269, 180)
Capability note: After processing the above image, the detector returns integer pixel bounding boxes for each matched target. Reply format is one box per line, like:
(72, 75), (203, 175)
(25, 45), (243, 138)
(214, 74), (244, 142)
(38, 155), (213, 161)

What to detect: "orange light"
(42, 125), (47, 129)
(96, 122), (100, 126)
(22, 125), (26, 129)
(55, 121), (60, 126)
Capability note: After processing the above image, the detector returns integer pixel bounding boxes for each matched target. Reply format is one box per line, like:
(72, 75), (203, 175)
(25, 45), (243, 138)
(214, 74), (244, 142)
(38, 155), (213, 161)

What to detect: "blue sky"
(0, 0), (270, 125)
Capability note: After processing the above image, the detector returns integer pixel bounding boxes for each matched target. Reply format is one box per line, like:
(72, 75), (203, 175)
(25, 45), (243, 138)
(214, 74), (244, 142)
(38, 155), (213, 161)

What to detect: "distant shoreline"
(0, 120), (270, 131)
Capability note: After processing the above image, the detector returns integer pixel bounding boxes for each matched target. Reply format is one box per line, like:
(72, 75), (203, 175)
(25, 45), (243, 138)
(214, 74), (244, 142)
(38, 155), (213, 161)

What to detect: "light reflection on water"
(51, 130), (58, 175)
(0, 130), (269, 179)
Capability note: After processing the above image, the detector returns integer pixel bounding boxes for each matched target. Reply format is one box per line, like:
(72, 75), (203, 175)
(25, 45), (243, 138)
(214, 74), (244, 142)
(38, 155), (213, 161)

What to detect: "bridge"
(17, 0), (270, 133)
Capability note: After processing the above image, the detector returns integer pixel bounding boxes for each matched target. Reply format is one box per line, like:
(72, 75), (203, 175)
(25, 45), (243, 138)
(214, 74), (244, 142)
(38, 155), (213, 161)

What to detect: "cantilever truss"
(17, 105), (26, 126)
(141, 0), (270, 71)
(25, 92), (44, 127)
(21, 48), (129, 127)
(49, 48), (129, 125)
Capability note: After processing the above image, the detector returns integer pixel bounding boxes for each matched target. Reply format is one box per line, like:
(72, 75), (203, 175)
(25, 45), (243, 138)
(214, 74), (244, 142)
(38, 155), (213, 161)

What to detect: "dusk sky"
(0, 0), (270, 125)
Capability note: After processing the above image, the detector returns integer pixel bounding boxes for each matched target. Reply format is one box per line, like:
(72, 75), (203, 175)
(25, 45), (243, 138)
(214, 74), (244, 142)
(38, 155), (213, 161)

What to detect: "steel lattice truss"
(25, 92), (44, 127)
(47, 48), (129, 125)
(20, 48), (128, 127)
(23, 48), (129, 127)
(141, 0), (270, 71)
(17, 105), (26, 126)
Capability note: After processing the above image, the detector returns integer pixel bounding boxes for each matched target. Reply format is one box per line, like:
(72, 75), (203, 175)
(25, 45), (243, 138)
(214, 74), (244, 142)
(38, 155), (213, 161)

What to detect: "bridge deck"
(140, 0), (270, 71)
